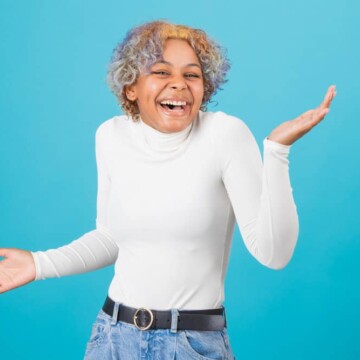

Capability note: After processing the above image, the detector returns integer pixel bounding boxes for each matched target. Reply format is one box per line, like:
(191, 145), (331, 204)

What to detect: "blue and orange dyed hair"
(106, 20), (231, 120)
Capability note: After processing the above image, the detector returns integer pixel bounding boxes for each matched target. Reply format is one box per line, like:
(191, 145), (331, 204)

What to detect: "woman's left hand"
(267, 85), (337, 146)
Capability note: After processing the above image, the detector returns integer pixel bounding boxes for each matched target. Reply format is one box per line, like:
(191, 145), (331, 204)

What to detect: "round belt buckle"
(133, 307), (154, 331)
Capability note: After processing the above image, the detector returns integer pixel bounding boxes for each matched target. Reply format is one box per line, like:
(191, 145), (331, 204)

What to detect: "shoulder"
(96, 114), (129, 134)
(199, 110), (253, 141)
(95, 114), (132, 142)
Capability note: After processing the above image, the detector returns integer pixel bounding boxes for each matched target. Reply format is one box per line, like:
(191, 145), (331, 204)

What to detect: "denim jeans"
(84, 304), (236, 359)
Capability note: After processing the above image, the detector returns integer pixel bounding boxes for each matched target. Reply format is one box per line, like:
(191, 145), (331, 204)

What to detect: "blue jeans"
(84, 305), (236, 359)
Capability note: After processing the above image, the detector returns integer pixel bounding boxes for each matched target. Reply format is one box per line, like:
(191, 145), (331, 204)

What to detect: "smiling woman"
(124, 38), (205, 133)
(106, 20), (230, 123)
(0, 18), (336, 360)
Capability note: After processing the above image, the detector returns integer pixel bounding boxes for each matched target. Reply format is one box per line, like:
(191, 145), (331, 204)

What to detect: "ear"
(125, 84), (138, 101)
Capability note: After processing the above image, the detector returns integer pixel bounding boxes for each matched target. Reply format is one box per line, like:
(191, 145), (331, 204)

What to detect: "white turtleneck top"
(31, 110), (299, 310)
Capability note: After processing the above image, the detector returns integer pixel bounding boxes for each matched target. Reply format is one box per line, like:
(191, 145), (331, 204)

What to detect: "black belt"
(102, 296), (227, 331)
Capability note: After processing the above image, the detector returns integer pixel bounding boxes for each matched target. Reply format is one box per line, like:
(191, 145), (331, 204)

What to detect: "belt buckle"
(133, 307), (154, 331)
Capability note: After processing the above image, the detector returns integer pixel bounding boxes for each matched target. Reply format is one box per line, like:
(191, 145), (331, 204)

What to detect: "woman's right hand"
(0, 248), (36, 294)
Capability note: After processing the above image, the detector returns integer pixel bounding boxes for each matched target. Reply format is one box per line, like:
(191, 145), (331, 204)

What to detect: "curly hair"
(106, 20), (231, 121)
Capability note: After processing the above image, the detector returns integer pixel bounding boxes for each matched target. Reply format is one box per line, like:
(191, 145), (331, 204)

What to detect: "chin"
(165, 118), (193, 131)
(167, 124), (189, 133)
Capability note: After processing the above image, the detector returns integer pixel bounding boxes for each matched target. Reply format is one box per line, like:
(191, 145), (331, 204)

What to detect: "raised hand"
(0, 248), (36, 294)
(267, 85), (337, 146)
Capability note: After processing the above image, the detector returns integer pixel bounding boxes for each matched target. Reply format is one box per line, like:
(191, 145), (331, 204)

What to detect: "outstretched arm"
(220, 86), (336, 269)
(220, 118), (297, 269)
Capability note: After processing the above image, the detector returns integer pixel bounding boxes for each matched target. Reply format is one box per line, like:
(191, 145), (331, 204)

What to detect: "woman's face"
(126, 38), (204, 133)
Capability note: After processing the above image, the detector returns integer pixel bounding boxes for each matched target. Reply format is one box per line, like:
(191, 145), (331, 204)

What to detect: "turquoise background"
(1, 0), (359, 359)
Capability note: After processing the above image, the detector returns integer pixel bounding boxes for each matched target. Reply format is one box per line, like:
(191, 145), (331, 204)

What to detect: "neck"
(139, 117), (195, 153)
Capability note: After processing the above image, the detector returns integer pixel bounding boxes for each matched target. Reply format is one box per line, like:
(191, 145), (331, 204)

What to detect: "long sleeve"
(219, 116), (299, 270)
(31, 122), (118, 280)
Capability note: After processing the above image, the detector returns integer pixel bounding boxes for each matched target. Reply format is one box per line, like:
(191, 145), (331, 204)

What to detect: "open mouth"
(158, 100), (190, 115)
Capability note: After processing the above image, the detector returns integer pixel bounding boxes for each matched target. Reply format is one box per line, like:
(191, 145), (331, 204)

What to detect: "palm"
(268, 85), (337, 146)
(0, 248), (36, 293)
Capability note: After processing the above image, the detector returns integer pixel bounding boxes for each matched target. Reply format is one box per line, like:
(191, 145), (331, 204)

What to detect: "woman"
(0, 20), (336, 359)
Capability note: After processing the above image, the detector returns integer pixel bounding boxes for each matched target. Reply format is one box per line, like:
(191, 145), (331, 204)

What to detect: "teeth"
(160, 100), (187, 106)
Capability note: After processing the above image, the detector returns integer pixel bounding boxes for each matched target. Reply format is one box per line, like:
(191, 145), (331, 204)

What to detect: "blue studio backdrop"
(0, 0), (359, 359)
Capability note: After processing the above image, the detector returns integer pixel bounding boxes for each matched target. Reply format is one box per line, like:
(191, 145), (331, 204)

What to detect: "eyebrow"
(154, 60), (201, 69)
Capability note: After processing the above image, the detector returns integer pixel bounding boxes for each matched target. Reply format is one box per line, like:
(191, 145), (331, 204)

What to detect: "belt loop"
(222, 305), (227, 328)
(170, 308), (179, 333)
(111, 302), (121, 325)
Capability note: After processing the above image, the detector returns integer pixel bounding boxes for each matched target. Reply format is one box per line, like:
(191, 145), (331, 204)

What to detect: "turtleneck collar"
(139, 117), (195, 153)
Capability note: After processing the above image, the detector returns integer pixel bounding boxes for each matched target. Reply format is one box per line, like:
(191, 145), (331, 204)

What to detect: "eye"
(185, 73), (201, 78)
(151, 71), (169, 76)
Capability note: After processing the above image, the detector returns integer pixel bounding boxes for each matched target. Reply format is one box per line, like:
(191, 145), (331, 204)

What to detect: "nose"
(169, 74), (187, 91)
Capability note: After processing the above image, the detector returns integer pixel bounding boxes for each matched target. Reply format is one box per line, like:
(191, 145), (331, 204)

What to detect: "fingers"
(317, 107), (330, 121)
(0, 248), (9, 259)
(312, 107), (329, 125)
(320, 85), (337, 109)
(294, 107), (328, 131)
